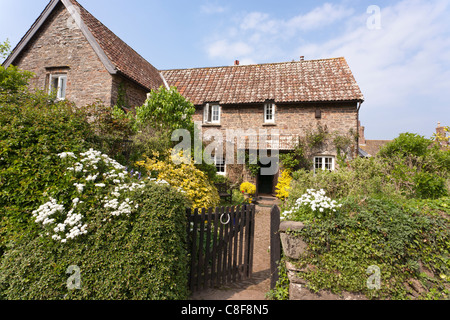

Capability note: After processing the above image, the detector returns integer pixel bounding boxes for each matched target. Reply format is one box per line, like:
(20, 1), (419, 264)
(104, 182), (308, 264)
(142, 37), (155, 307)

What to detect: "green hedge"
(0, 97), (97, 251)
(0, 182), (190, 300)
(290, 196), (450, 300)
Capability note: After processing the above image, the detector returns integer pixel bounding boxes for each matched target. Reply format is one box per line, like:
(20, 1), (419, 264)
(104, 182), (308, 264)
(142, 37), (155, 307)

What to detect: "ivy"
(289, 197), (450, 300)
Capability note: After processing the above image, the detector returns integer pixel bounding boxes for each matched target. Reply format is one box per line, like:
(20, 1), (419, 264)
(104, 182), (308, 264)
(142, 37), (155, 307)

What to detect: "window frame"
(48, 74), (67, 100)
(314, 156), (335, 173)
(204, 103), (221, 124)
(214, 153), (226, 176)
(264, 102), (275, 124)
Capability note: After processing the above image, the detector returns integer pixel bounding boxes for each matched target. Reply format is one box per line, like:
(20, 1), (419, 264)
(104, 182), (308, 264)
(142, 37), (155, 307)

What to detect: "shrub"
(240, 182), (256, 195)
(275, 170), (292, 201)
(79, 102), (135, 166)
(413, 172), (448, 199)
(31, 149), (148, 244)
(232, 189), (245, 205)
(0, 182), (190, 300)
(282, 189), (342, 222)
(291, 197), (450, 300)
(289, 157), (397, 202)
(137, 150), (220, 210)
(379, 133), (433, 159)
(0, 97), (97, 252)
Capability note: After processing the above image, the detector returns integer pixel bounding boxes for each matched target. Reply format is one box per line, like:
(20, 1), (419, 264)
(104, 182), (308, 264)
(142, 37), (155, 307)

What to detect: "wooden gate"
(186, 205), (256, 293)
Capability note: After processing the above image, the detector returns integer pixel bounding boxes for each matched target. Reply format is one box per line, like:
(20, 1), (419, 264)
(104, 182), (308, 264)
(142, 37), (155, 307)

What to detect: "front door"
(258, 156), (279, 195)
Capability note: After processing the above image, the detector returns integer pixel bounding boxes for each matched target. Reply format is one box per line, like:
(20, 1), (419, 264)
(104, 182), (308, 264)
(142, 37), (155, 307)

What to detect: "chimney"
(300, 56), (305, 61)
(234, 60), (240, 66)
(436, 122), (445, 138)
(359, 121), (366, 145)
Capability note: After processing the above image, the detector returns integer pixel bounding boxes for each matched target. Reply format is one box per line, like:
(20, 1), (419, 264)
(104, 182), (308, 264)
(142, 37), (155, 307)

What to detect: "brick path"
(190, 197), (279, 301)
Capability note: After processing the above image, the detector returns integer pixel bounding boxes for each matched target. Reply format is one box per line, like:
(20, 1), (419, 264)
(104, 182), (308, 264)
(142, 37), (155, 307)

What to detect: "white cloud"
(293, 0), (450, 138)
(286, 3), (354, 32)
(204, 2), (354, 63)
(200, 2), (227, 15)
(207, 39), (254, 60)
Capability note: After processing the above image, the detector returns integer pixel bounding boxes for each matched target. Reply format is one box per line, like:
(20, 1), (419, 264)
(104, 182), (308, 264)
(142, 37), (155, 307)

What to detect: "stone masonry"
(11, 2), (149, 108)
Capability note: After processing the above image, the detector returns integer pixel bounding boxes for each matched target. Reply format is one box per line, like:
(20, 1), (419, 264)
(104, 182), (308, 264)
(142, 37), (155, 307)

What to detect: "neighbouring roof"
(161, 58), (365, 105)
(3, 0), (163, 91)
(359, 140), (392, 157)
(358, 147), (371, 158)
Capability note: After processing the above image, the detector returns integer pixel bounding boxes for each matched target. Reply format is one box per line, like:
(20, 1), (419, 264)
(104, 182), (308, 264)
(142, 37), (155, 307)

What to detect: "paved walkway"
(190, 197), (279, 301)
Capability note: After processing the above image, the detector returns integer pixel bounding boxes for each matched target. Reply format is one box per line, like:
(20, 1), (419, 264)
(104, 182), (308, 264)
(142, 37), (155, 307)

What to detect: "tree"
(0, 39), (11, 61)
(0, 40), (34, 97)
(378, 133), (433, 159)
(135, 86), (196, 134)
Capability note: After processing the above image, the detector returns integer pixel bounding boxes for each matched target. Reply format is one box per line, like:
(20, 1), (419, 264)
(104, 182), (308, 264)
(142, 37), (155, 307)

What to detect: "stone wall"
(12, 2), (114, 108)
(193, 102), (359, 184)
(279, 221), (367, 300)
(111, 74), (149, 108)
(194, 102), (358, 139)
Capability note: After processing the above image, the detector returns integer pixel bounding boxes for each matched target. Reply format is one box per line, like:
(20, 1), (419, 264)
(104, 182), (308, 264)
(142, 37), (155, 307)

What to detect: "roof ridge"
(67, 0), (163, 90)
(4, 0), (163, 90)
(161, 57), (346, 72)
(68, 0), (152, 69)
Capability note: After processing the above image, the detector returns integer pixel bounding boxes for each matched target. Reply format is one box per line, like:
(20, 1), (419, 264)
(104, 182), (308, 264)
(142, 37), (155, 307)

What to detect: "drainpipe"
(356, 100), (364, 158)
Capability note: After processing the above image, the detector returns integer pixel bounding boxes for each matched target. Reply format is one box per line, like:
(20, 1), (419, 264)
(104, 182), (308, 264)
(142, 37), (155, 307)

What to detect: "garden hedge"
(0, 182), (190, 300)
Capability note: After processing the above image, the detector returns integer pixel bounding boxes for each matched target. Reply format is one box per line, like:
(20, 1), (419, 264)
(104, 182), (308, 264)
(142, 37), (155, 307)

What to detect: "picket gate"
(186, 205), (256, 293)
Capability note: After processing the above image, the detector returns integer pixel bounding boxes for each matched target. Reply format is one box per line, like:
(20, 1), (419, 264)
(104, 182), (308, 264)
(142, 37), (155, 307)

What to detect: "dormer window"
(264, 102), (275, 124)
(49, 74), (67, 100)
(204, 103), (221, 124)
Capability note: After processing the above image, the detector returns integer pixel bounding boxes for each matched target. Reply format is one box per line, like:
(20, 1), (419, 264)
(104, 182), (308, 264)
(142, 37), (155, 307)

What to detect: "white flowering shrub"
(32, 149), (148, 243)
(281, 189), (342, 222)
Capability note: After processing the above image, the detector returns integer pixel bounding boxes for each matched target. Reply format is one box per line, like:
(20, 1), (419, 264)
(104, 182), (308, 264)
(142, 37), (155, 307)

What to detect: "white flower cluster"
(33, 198), (64, 226)
(281, 189), (342, 221)
(32, 197), (88, 243)
(35, 148), (185, 243)
(32, 149), (148, 243)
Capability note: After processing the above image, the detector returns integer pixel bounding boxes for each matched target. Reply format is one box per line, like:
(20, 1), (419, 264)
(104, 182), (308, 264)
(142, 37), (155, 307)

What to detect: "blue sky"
(1, 0), (449, 140)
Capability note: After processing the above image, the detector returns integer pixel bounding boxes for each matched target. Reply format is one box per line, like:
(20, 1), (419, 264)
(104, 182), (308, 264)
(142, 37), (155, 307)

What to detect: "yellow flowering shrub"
(240, 182), (256, 195)
(276, 170), (292, 201)
(136, 151), (220, 210)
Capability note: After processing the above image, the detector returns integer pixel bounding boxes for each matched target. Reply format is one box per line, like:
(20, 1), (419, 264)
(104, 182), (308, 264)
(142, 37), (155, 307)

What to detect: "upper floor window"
(204, 103), (221, 124)
(314, 156), (335, 173)
(49, 74), (67, 100)
(264, 103), (275, 124)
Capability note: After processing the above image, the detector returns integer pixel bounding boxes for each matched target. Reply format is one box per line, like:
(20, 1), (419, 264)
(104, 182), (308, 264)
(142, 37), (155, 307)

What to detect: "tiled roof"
(161, 58), (364, 105)
(68, 0), (163, 90)
(359, 140), (392, 157)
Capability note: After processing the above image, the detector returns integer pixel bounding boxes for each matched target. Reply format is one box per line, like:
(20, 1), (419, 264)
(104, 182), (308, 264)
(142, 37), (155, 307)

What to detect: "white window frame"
(264, 102), (275, 124)
(49, 74), (67, 100)
(204, 103), (221, 124)
(214, 153), (226, 176)
(314, 156), (335, 173)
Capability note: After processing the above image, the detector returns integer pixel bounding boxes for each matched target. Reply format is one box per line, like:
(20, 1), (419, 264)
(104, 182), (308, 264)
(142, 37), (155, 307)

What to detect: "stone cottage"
(3, 0), (365, 195)
(162, 60), (364, 193)
(2, 0), (163, 108)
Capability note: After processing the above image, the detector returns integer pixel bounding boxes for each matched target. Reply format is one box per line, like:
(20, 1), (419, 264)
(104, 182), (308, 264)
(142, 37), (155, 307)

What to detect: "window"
(315, 109), (322, 119)
(314, 156), (335, 173)
(264, 103), (275, 123)
(49, 74), (67, 100)
(204, 103), (221, 124)
(214, 154), (226, 175)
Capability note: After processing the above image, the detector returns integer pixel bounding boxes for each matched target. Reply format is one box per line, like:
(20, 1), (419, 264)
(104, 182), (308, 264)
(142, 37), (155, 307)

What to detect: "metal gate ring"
(220, 213), (231, 225)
